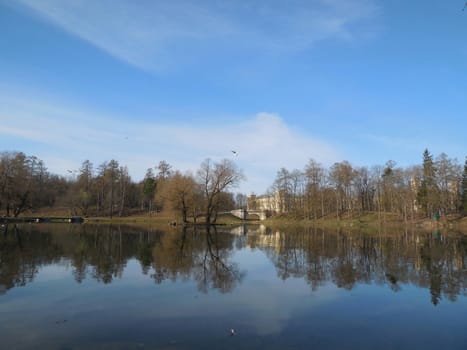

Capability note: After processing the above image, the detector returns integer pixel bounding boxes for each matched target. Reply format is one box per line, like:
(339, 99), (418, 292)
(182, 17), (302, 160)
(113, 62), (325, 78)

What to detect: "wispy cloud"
(0, 90), (340, 193)
(14, 0), (379, 71)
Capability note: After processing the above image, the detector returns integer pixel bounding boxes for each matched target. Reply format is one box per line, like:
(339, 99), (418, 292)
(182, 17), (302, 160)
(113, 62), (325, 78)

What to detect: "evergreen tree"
(417, 149), (438, 217)
(142, 168), (156, 212)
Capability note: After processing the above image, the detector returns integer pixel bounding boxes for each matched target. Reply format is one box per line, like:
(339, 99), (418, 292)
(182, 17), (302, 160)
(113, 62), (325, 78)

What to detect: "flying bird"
(231, 150), (238, 156)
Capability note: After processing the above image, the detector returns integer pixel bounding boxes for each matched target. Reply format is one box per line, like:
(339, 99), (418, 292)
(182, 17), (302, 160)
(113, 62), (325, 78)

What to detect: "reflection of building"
(247, 191), (284, 213)
(229, 224), (270, 236)
(254, 231), (282, 253)
(229, 225), (282, 253)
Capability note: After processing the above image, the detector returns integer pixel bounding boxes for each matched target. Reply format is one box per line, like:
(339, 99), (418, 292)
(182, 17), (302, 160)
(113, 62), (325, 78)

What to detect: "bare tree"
(329, 161), (355, 218)
(118, 165), (131, 217)
(461, 158), (467, 214)
(304, 159), (326, 219)
(289, 169), (305, 217)
(94, 159), (125, 218)
(197, 158), (245, 225)
(154, 161), (173, 212)
(354, 166), (375, 213)
(0, 152), (51, 217)
(157, 160), (172, 179)
(235, 193), (247, 209)
(75, 160), (94, 216)
(273, 168), (292, 213)
(436, 153), (461, 214)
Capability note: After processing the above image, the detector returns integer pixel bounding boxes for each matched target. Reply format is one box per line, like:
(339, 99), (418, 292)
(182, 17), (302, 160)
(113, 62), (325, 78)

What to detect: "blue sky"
(0, 0), (466, 194)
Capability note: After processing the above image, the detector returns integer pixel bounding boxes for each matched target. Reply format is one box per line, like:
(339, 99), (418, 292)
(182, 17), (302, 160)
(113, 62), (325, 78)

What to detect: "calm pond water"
(1, 223), (467, 350)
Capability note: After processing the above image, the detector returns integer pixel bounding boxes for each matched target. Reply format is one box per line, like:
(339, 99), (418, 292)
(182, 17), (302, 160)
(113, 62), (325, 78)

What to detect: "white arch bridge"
(226, 209), (269, 221)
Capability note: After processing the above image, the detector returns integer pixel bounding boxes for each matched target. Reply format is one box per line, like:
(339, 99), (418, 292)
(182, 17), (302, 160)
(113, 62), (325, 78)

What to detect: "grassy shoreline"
(83, 212), (467, 233)
(9, 209), (467, 233)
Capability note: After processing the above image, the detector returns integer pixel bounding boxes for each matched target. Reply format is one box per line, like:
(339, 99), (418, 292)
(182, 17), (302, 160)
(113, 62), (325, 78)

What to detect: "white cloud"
(14, 0), (379, 71)
(0, 91), (340, 194)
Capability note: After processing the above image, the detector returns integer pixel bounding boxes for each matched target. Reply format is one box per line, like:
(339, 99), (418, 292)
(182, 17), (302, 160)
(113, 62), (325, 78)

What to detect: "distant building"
(247, 191), (284, 214)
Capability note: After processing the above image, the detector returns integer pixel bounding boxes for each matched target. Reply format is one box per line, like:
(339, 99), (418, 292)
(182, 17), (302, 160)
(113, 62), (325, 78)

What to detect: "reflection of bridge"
(228, 209), (268, 221)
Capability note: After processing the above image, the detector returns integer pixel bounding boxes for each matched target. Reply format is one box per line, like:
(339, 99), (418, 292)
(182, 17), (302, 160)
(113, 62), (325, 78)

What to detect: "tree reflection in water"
(250, 226), (467, 305)
(150, 225), (245, 293)
(1, 223), (467, 304)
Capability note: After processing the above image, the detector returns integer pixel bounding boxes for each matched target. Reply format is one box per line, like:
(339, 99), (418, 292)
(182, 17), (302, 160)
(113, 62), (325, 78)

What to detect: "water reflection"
(249, 226), (467, 305)
(0, 224), (245, 295)
(1, 223), (467, 305)
(150, 225), (245, 293)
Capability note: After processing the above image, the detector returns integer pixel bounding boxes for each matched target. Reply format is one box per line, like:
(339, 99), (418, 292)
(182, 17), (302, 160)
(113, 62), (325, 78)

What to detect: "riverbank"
(8, 208), (467, 233)
(81, 211), (467, 234)
(263, 212), (467, 233)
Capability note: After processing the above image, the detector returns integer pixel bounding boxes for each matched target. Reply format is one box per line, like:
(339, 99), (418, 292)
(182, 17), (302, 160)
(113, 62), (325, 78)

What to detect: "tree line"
(0, 149), (466, 221)
(252, 226), (467, 305)
(0, 224), (244, 294)
(259, 149), (467, 220)
(0, 151), (244, 224)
